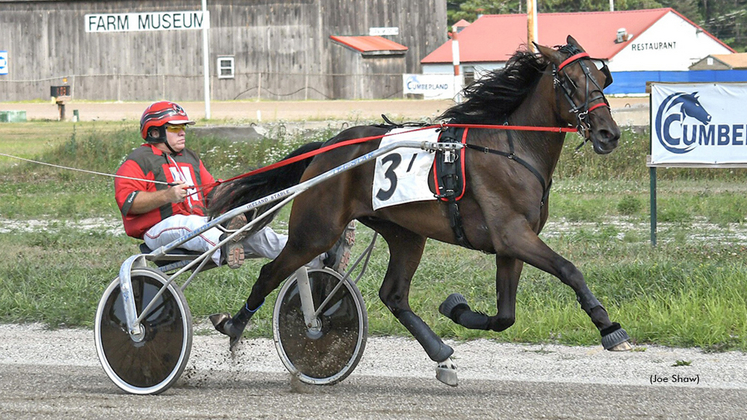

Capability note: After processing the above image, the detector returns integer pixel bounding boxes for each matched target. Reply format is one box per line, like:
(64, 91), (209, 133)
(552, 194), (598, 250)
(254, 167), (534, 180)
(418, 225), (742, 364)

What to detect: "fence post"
(649, 165), (657, 246)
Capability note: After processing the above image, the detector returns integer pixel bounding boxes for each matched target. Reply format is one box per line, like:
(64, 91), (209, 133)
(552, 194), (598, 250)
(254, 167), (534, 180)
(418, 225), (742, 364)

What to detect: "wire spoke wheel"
(273, 268), (367, 385)
(94, 267), (192, 395)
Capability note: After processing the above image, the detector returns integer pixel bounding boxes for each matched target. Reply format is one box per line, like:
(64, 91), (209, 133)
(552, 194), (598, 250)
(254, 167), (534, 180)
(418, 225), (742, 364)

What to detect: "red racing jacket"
(114, 143), (216, 239)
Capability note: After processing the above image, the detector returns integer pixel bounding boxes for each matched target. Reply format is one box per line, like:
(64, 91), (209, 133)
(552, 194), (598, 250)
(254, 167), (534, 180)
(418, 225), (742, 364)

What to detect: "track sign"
(369, 27), (399, 36)
(651, 82), (747, 165)
(85, 11), (209, 33)
(0, 51), (8, 75)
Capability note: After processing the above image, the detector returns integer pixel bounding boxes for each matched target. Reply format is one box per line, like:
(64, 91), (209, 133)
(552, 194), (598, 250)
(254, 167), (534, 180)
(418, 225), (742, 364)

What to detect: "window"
(463, 66), (475, 86)
(217, 56), (235, 79)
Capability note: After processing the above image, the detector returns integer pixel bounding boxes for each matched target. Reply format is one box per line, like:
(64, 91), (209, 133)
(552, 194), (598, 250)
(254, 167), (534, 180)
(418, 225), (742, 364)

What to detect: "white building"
(421, 8), (736, 94)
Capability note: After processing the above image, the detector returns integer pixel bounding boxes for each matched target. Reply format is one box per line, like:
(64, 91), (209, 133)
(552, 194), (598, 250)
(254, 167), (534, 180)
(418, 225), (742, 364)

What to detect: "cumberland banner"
(651, 82), (747, 165)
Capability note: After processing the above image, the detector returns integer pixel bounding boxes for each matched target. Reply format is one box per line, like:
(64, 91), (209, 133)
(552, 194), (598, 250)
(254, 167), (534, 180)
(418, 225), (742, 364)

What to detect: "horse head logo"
(670, 92), (711, 125)
(654, 92), (712, 154)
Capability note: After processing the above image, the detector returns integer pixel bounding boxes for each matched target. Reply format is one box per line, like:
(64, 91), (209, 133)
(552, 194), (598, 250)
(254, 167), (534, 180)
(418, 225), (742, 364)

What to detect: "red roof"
(422, 8), (733, 64)
(330, 35), (408, 53)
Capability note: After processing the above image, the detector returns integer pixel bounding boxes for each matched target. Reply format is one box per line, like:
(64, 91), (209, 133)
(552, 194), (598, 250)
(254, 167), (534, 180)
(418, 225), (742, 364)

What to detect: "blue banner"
(650, 82), (747, 165)
(607, 70), (747, 95)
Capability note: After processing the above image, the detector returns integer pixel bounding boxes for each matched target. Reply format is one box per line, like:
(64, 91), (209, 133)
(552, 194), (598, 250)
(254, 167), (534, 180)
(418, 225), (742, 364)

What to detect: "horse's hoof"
(601, 326), (631, 351)
(609, 341), (633, 351)
(436, 358), (458, 387)
(209, 313), (245, 349)
(209, 312), (231, 330)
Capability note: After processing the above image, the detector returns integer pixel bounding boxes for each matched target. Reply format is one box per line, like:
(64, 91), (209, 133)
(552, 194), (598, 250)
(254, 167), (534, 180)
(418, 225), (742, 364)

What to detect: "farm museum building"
(0, 0), (446, 102)
(421, 8), (744, 95)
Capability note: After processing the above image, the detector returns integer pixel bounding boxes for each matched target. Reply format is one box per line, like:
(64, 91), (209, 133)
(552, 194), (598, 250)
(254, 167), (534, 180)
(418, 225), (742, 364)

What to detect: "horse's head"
(672, 92), (711, 125)
(535, 36), (620, 154)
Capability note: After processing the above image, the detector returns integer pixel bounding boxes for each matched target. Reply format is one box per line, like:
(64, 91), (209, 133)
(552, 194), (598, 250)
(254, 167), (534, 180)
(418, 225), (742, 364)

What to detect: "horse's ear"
(566, 35), (584, 51)
(535, 43), (563, 63)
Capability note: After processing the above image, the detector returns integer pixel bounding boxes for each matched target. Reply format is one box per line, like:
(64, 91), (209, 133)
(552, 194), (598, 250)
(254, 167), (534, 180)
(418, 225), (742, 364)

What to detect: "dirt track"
(0, 97), (650, 125)
(1, 324), (746, 419)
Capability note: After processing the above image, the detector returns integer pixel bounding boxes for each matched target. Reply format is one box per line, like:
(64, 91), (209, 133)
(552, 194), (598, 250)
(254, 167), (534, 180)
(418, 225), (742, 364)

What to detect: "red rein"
(193, 53), (610, 196)
(192, 123), (579, 196)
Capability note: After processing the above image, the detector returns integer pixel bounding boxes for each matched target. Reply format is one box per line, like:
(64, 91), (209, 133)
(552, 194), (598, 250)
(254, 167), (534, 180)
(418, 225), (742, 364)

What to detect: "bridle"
(552, 45), (613, 139)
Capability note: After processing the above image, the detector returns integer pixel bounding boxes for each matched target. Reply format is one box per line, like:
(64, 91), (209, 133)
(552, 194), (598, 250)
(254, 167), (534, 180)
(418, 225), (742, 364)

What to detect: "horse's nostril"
(599, 129), (618, 142)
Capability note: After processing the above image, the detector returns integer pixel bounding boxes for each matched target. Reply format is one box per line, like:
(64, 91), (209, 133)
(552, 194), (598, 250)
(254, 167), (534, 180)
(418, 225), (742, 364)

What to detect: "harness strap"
(557, 52), (590, 72)
(465, 142), (551, 207)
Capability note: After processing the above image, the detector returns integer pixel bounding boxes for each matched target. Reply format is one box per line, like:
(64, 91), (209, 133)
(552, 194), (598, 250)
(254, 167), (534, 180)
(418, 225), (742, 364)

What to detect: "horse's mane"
(438, 49), (549, 124)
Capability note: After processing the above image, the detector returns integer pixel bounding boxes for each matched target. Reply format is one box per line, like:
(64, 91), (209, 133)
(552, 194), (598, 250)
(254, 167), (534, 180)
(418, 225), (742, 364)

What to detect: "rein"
(197, 122), (579, 195)
(205, 49), (610, 196)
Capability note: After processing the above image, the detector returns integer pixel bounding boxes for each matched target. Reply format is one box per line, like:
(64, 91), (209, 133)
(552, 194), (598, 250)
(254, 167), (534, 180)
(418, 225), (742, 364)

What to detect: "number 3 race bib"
(372, 127), (440, 211)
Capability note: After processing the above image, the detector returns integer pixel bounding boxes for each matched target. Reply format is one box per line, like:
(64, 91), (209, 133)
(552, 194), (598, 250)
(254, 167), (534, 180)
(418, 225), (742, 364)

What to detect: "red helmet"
(140, 101), (195, 141)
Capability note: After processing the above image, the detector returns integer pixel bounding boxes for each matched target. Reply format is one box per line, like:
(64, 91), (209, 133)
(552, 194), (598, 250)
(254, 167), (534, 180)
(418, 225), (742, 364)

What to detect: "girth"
(433, 126), (473, 249)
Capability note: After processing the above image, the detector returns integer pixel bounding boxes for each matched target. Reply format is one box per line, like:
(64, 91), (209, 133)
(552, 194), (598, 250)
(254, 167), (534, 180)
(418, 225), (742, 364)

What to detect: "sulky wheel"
(273, 268), (368, 385)
(94, 267), (192, 395)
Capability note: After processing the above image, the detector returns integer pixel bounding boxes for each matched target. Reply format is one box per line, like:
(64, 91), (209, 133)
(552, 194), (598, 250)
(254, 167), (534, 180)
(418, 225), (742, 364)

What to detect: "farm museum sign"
(85, 11), (209, 32)
(651, 82), (747, 165)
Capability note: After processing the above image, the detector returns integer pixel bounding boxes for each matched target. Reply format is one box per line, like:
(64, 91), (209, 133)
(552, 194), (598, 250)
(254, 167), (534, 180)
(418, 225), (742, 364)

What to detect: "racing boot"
(220, 214), (247, 269)
(323, 221), (356, 273)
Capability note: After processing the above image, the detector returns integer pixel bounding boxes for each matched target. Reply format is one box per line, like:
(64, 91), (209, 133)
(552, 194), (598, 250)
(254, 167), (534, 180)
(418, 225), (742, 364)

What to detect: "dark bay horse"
(208, 36), (630, 385)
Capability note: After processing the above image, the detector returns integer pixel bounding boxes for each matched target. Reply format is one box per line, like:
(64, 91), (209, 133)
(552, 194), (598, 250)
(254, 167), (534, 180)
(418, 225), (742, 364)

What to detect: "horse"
(208, 35), (630, 386)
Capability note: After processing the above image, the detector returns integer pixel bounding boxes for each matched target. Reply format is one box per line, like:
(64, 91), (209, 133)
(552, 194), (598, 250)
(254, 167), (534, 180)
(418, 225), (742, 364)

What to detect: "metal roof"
(710, 53), (747, 69)
(422, 8), (734, 64)
(330, 35), (408, 53)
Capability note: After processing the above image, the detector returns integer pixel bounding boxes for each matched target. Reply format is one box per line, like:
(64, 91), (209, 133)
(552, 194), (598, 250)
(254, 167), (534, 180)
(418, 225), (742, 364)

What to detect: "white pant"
(144, 214), (324, 268)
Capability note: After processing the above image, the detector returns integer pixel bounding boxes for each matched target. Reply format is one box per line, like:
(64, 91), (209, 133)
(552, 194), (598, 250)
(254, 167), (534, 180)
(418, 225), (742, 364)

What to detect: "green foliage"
(617, 195), (643, 215)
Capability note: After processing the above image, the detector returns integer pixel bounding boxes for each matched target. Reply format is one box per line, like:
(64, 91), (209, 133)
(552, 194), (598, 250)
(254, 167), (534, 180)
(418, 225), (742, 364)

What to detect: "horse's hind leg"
(211, 214), (350, 349)
(365, 219), (457, 385)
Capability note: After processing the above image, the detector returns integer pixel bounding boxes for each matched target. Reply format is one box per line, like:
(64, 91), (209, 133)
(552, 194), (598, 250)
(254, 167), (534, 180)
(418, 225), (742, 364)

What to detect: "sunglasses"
(165, 125), (188, 133)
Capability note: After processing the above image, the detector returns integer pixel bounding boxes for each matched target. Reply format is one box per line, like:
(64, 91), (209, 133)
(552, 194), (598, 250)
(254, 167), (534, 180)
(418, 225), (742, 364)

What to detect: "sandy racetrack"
(0, 97), (650, 125)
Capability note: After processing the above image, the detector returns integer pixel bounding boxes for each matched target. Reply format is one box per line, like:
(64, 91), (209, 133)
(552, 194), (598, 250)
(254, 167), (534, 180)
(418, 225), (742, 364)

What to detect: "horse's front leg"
(508, 226), (632, 351)
(439, 256), (523, 333)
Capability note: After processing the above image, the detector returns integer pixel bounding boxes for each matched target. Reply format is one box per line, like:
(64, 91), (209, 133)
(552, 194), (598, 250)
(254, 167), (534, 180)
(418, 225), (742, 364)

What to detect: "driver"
(114, 101), (353, 270)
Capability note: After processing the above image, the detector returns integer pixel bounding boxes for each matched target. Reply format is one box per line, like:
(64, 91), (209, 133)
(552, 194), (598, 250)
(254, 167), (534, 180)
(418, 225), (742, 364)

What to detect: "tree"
(448, 0), (523, 24)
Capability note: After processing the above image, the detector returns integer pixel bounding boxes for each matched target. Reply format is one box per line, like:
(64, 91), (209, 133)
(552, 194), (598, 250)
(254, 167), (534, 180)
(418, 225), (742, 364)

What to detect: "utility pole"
(527, 0), (538, 52)
(451, 25), (464, 103)
(202, 0), (211, 119)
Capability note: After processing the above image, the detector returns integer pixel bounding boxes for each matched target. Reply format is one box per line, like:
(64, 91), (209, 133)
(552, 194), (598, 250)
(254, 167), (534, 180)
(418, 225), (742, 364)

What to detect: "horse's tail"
(207, 141), (324, 230)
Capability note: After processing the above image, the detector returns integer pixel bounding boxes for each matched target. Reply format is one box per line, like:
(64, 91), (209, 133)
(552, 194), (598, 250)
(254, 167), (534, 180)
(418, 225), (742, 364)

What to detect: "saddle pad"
(372, 127), (440, 211)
